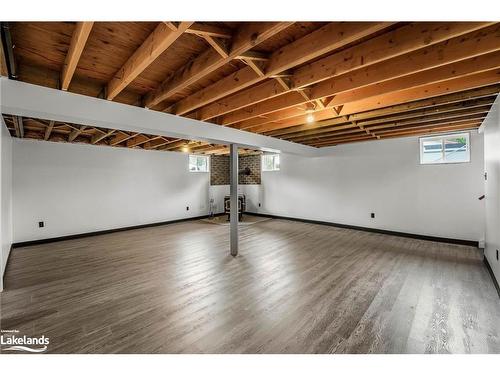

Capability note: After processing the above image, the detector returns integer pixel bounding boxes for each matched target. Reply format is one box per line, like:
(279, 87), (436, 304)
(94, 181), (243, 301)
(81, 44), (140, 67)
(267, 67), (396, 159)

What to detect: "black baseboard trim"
(247, 212), (479, 247)
(11, 211), (478, 249)
(1, 244), (13, 290)
(484, 256), (500, 299)
(12, 213), (225, 249)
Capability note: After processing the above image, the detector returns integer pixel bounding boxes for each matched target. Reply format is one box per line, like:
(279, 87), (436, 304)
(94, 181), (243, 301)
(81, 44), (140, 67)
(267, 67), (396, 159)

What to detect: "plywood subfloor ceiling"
(1, 21), (500, 151)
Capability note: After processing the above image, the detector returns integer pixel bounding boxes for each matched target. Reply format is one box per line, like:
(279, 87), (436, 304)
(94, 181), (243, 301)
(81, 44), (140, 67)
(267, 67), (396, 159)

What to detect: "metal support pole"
(230, 143), (238, 256)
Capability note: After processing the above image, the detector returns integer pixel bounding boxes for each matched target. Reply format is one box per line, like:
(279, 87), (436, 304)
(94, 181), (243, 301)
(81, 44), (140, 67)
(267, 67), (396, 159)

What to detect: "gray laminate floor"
(1, 218), (499, 353)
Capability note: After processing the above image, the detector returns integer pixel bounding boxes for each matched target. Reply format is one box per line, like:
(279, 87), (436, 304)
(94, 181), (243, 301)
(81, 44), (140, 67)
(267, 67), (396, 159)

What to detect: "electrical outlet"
(371, 213), (375, 219)
(38, 221), (44, 228)
(258, 203), (261, 207)
(186, 206), (189, 211)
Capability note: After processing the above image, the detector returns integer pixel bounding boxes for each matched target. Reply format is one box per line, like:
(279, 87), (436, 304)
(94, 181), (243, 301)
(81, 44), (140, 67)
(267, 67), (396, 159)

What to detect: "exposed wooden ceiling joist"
(293, 22), (494, 89)
(244, 69), (500, 134)
(0, 28), (9, 77)
(173, 22), (393, 116)
(202, 35), (229, 58)
(306, 121), (482, 147)
(44, 120), (55, 140)
(183, 23), (233, 39)
(288, 110), (489, 143)
(143, 137), (171, 149)
(278, 98), (495, 141)
(106, 22), (193, 100)
(109, 131), (138, 146)
(223, 49), (500, 126)
(12, 115), (23, 138)
(68, 125), (87, 142)
(259, 85), (500, 137)
(60, 22), (94, 91)
(144, 22), (294, 108)
(91, 128), (115, 144)
(197, 22), (495, 123)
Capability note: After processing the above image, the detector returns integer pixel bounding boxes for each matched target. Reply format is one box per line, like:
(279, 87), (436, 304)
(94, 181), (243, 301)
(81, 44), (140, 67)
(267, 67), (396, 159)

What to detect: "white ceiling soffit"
(0, 78), (320, 157)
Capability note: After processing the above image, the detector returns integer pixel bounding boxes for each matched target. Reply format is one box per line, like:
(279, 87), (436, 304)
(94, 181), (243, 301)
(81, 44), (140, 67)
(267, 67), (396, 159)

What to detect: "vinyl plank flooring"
(1, 218), (499, 354)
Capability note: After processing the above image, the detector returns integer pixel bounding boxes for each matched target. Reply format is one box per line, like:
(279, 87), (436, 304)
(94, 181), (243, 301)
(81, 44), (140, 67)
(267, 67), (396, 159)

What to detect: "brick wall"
(210, 154), (261, 185)
(239, 155), (261, 184)
(210, 155), (230, 185)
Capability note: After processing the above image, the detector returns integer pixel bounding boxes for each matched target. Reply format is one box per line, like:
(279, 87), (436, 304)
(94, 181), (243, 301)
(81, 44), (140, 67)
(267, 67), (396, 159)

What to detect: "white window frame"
(262, 153), (280, 172)
(419, 132), (471, 165)
(188, 154), (209, 172)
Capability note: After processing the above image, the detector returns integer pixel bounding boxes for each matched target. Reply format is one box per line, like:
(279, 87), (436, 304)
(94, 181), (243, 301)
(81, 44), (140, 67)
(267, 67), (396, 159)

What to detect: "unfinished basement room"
(1, 7), (500, 366)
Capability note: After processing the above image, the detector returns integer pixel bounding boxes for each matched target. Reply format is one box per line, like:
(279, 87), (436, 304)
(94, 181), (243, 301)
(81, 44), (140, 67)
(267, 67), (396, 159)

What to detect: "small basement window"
(189, 154), (209, 172)
(262, 153), (280, 171)
(420, 132), (470, 165)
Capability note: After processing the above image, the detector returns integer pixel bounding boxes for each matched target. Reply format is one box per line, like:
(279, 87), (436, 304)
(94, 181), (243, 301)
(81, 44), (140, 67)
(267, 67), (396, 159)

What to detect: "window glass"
(420, 133), (470, 165)
(189, 155), (209, 172)
(262, 154), (280, 171)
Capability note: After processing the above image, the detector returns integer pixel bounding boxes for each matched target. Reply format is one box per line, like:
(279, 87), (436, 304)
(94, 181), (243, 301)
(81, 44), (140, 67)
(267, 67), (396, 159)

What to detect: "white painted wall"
(12, 139), (210, 243)
(482, 94), (500, 283)
(251, 132), (485, 241)
(1, 117), (13, 291)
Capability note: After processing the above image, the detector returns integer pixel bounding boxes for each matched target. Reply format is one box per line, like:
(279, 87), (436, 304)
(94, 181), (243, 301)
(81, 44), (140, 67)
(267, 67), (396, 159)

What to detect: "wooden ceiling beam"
(244, 58), (266, 77)
(109, 132), (138, 146)
(106, 22), (193, 100)
(44, 120), (55, 140)
(378, 123), (482, 138)
(202, 35), (229, 58)
(278, 98), (495, 140)
(0, 34), (8, 76)
(306, 121), (482, 147)
(143, 137), (172, 150)
(311, 116), (486, 143)
(68, 125), (87, 142)
(60, 22), (94, 91)
(198, 22), (495, 122)
(293, 22), (494, 89)
(127, 134), (162, 148)
(168, 140), (203, 152)
(236, 66), (500, 134)
(223, 48), (500, 126)
(184, 23), (233, 39)
(235, 51), (269, 61)
(91, 129), (116, 144)
(18, 116), (24, 138)
(315, 121), (484, 147)
(234, 107), (310, 130)
(144, 22), (294, 108)
(374, 118), (484, 136)
(190, 143), (219, 152)
(159, 139), (191, 151)
(261, 85), (500, 136)
(323, 51), (500, 108)
(338, 68), (500, 117)
(12, 115), (23, 138)
(199, 145), (229, 154)
(223, 90), (305, 125)
(357, 98), (494, 128)
(176, 22), (392, 117)
(288, 111), (488, 143)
